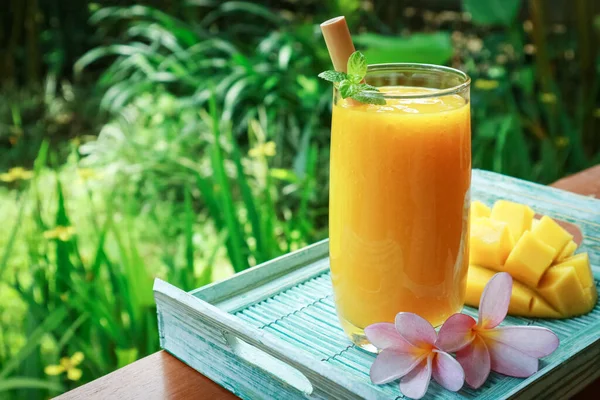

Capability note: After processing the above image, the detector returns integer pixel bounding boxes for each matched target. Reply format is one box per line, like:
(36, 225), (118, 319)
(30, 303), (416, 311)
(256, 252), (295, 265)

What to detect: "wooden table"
(56, 165), (600, 400)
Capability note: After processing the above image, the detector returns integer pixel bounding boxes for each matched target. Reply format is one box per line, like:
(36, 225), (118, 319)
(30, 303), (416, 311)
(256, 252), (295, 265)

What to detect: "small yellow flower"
(249, 141), (276, 158)
(474, 79), (499, 91)
(55, 112), (74, 125)
(77, 168), (102, 182)
(45, 352), (84, 381)
(555, 136), (569, 148)
(0, 167), (34, 182)
(540, 92), (557, 104)
(44, 226), (76, 241)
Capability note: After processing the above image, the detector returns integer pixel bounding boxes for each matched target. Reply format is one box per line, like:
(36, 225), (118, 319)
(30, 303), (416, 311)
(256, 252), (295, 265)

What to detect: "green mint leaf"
(339, 80), (360, 98)
(319, 50), (384, 105)
(347, 51), (367, 79)
(351, 90), (386, 105)
(318, 70), (348, 83)
(362, 83), (379, 91)
(348, 74), (363, 84)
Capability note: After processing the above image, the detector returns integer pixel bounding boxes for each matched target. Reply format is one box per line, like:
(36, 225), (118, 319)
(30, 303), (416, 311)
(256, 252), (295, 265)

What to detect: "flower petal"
(365, 323), (414, 352)
(44, 365), (65, 376)
(71, 351), (85, 366)
(395, 313), (437, 348)
(478, 272), (512, 329)
(432, 350), (464, 392)
(482, 326), (559, 358)
(399, 354), (433, 399)
(67, 367), (83, 381)
(370, 348), (426, 384)
(455, 335), (491, 389)
(485, 338), (539, 378)
(436, 313), (477, 352)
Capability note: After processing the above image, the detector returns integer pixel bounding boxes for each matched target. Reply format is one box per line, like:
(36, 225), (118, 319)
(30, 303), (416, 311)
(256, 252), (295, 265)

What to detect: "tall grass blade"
(0, 201), (24, 279)
(183, 186), (195, 288)
(0, 378), (64, 393)
(0, 307), (68, 379)
(54, 179), (74, 294)
(207, 92), (249, 272)
(228, 125), (265, 262)
(33, 140), (49, 172)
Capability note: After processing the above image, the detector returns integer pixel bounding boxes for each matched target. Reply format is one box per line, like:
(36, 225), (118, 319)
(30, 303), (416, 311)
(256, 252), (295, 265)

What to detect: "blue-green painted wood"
(155, 169), (600, 399)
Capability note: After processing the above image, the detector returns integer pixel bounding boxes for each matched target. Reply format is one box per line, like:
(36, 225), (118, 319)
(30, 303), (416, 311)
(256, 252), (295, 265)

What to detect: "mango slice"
(531, 216), (573, 261)
(530, 297), (562, 319)
(554, 253), (594, 289)
(490, 200), (535, 242)
(585, 286), (598, 310)
(466, 265), (560, 318)
(538, 266), (592, 316)
(468, 200), (597, 319)
(504, 231), (555, 287)
(469, 218), (514, 269)
(556, 240), (577, 262)
(471, 201), (491, 219)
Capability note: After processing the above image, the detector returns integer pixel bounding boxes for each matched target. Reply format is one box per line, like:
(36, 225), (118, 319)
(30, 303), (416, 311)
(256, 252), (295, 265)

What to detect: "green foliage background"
(0, 0), (598, 398)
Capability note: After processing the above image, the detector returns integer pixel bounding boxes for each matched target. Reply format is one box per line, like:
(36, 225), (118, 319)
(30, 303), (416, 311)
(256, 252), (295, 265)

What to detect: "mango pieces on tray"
(466, 265), (560, 318)
(467, 200), (597, 318)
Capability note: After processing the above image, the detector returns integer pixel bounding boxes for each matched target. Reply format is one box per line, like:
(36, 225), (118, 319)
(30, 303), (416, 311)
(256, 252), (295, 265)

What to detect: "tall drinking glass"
(328, 64), (471, 351)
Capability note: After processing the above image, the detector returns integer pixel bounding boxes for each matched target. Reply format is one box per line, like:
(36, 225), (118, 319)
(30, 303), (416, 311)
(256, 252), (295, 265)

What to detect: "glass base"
(338, 316), (378, 353)
(338, 313), (452, 354)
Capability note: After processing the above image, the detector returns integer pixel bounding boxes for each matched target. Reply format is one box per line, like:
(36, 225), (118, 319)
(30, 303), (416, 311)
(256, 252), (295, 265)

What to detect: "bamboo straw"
(320, 16), (356, 73)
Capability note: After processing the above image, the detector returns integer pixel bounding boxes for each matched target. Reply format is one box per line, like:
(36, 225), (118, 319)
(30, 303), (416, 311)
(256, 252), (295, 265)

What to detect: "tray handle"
(223, 332), (314, 395)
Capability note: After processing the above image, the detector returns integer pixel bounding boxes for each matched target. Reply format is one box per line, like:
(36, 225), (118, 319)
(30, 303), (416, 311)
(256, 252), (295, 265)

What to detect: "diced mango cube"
(464, 265), (492, 307)
(469, 218), (514, 269)
(530, 216), (573, 261)
(529, 297), (561, 318)
(584, 286), (598, 310)
(508, 283), (537, 317)
(465, 265), (559, 318)
(504, 231), (555, 287)
(553, 253), (594, 288)
(538, 266), (590, 316)
(471, 201), (491, 219)
(531, 218), (540, 229)
(490, 200), (535, 242)
(556, 240), (577, 262)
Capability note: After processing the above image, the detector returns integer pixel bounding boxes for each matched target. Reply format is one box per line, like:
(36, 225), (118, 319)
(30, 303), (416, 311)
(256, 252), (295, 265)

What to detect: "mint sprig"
(318, 51), (385, 105)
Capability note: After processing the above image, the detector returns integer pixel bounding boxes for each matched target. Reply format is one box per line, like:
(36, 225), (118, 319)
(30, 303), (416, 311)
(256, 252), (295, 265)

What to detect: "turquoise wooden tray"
(154, 169), (600, 399)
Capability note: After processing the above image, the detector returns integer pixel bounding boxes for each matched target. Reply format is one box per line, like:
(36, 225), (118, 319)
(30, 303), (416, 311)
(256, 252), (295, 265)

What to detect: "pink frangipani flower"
(436, 272), (560, 389)
(365, 313), (464, 399)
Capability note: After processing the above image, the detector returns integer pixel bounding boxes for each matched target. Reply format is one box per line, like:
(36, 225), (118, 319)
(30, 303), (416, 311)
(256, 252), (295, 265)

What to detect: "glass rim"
(365, 63), (471, 99)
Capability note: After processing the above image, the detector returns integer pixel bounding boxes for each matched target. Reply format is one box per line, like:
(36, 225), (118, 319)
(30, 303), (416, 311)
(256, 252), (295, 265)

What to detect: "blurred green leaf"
(0, 201), (24, 279)
(354, 32), (453, 65)
(0, 378), (63, 393)
(207, 93), (249, 272)
(463, 0), (522, 26)
(116, 348), (139, 368)
(183, 186), (195, 288)
(75, 44), (153, 76)
(0, 307), (68, 380)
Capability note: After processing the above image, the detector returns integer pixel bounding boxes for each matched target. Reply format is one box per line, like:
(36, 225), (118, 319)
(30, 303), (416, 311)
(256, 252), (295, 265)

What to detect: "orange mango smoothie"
(329, 86), (471, 338)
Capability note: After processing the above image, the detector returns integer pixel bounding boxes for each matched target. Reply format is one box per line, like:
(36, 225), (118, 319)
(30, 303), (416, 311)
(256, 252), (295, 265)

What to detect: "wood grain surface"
(55, 165), (600, 400)
(54, 351), (236, 400)
(551, 164), (600, 198)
